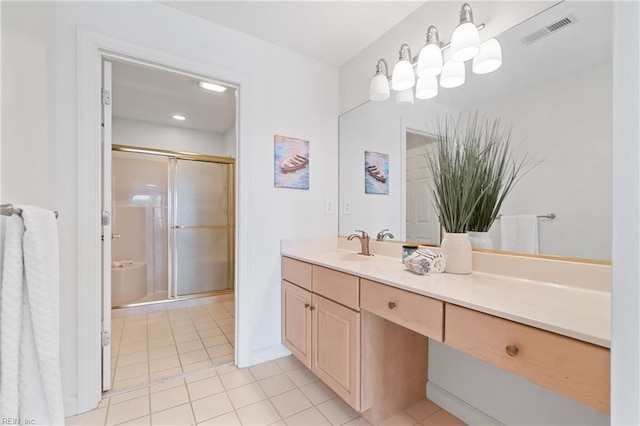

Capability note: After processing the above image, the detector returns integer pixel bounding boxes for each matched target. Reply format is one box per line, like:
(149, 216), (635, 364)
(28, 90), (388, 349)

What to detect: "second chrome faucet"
(347, 230), (372, 256)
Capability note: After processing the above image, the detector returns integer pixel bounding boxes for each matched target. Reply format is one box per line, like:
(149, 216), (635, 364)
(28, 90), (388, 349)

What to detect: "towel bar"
(0, 203), (59, 219)
(496, 213), (556, 220)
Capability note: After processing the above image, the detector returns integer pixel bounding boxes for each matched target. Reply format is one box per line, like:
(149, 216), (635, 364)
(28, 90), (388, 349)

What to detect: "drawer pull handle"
(309, 306), (315, 311)
(505, 345), (519, 357)
(304, 304), (310, 309)
(388, 302), (396, 309)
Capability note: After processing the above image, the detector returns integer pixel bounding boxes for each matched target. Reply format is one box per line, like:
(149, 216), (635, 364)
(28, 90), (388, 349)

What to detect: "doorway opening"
(405, 129), (440, 244)
(102, 57), (238, 392)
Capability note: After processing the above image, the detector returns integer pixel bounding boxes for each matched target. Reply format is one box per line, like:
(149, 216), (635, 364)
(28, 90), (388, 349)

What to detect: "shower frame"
(112, 144), (236, 307)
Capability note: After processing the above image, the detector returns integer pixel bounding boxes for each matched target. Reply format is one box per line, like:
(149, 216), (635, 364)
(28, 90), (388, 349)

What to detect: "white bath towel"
(0, 206), (64, 425)
(500, 215), (539, 254)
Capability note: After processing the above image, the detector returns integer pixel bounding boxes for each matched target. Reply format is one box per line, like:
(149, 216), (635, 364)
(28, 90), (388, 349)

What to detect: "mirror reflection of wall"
(338, 1), (612, 261)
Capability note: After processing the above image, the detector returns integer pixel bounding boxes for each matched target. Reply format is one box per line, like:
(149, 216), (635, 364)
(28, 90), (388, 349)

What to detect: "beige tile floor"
(109, 300), (236, 391)
(67, 355), (465, 426)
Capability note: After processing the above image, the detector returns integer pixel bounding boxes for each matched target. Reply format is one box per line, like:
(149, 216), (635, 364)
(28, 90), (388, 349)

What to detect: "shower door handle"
(173, 225), (185, 229)
(111, 233), (121, 239)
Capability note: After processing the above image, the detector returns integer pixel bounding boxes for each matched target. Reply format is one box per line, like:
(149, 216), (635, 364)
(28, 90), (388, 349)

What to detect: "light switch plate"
(343, 200), (352, 215)
(325, 199), (335, 215)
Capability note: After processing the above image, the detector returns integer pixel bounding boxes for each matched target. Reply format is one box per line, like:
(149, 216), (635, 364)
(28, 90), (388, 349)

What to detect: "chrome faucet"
(376, 229), (395, 241)
(347, 230), (372, 256)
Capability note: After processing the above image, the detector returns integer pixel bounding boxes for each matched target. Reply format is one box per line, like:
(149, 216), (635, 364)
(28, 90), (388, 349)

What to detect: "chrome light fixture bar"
(368, 2), (502, 104)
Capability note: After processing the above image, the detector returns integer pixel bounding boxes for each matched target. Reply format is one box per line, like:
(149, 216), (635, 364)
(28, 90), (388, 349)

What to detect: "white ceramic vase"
(440, 232), (472, 274)
(467, 231), (493, 249)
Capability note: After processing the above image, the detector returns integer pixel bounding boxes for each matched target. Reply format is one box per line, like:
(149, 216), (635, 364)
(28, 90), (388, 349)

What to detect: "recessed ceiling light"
(172, 114), (187, 121)
(198, 81), (227, 93)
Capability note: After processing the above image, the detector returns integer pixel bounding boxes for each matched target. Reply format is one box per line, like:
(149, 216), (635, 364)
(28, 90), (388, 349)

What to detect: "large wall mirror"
(339, 1), (612, 262)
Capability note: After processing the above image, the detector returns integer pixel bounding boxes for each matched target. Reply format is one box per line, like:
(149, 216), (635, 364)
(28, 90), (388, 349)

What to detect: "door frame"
(77, 30), (252, 413)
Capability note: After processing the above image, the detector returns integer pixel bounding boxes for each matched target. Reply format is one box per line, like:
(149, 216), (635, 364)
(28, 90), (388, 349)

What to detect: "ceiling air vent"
(521, 14), (578, 45)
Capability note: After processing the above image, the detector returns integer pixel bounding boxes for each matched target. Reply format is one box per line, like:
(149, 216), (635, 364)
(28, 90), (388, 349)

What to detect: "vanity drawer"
(282, 257), (313, 291)
(445, 304), (610, 414)
(312, 266), (360, 311)
(360, 279), (444, 341)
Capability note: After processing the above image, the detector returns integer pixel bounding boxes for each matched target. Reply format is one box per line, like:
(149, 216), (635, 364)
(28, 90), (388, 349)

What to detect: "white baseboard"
(250, 344), (291, 366)
(427, 381), (503, 426)
(64, 396), (79, 418)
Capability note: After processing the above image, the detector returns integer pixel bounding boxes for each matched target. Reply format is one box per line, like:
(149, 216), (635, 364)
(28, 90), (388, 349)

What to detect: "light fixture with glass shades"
(417, 26), (443, 78)
(391, 44), (416, 91)
(369, 59), (391, 101)
(368, 2), (502, 104)
(450, 3), (481, 62)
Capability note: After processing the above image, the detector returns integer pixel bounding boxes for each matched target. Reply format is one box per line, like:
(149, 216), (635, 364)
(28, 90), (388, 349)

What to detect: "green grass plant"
(426, 112), (533, 233)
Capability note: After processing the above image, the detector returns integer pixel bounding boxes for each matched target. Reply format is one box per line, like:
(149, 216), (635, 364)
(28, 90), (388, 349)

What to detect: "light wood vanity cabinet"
(312, 293), (360, 409)
(281, 258), (361, 410)
(281, 280), (312, 368)
(282, 254), (610, 419)
(445, 303), (610, 414)
(360, 279), (444, 341)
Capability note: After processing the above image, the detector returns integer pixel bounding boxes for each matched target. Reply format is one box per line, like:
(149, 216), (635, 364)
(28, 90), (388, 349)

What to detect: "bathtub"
(111, 261), (147, 306)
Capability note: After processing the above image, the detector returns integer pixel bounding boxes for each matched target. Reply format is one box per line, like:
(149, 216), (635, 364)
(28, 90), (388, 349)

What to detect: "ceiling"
(111, 60), (236, 133)
(161, 1), (426, 66)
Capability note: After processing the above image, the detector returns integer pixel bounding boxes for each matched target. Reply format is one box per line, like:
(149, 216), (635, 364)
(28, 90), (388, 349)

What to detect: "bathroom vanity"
(280, 239), (610, 424)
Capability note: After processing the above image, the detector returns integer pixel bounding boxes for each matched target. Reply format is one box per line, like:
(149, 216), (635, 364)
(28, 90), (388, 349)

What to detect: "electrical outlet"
(343, 200), (352, 215)
(325, 199), (335, 215)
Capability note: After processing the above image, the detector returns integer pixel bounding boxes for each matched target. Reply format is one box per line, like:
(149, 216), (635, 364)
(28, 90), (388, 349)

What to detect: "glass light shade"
(395, 88), (414, 107)
(417, 44), (443, 77)
(440, 61), (465, 88)
(473, 38), (502, 74)
(392, 59), (416, 91)
(450, 22), (481, 62)
(369, 73), (390, 101)
(415, 76), (438, 100)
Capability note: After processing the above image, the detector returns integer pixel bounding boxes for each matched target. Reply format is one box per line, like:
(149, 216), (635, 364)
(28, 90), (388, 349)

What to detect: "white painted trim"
(76, 28), (252, 414)
(250, 344), (291, 366)
(427, 381), (502, 426)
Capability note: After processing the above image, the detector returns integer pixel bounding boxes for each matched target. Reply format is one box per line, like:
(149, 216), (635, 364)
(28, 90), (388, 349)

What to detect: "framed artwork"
(365, 151), (389, 195)
(274, 135), (309, 190)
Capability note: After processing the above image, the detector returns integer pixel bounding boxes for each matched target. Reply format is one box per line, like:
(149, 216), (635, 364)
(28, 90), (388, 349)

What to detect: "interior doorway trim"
(77, 29), (252, 414)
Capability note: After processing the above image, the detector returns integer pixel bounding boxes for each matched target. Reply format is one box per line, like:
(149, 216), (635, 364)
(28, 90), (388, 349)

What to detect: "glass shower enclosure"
(111, 145), (234, 307)
(171, 158), (234, 296)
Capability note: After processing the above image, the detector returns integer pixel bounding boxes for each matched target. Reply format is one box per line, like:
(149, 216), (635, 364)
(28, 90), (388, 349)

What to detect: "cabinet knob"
(388, 302), (396, 309)
(309, 306), (315, 311)
(304, 304), (310, 309)
(505, 345), (519, 357)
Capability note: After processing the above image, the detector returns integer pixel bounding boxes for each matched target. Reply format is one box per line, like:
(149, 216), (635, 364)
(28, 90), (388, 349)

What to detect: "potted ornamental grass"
(465, 115), (531, 249)
(426, 112), (531, 274)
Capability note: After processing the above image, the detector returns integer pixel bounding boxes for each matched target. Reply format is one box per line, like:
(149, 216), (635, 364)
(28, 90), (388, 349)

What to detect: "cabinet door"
(282, 280), (312, 368)
(312, 294), (360, 411)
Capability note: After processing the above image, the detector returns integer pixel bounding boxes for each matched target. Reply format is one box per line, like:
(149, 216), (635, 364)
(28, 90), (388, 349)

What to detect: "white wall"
(113, 117), (229, 157)
(1, 2), (57, 208)
(472, 61), (612, 261)
(2, 1), (339, 415)
(339, 1), (557, 114)
(611, 2), (640, 423)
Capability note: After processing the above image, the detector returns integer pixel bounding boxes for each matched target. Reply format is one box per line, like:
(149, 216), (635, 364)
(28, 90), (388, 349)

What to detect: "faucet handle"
(355, 229), (369, 239)
(376, 228), (389, 238)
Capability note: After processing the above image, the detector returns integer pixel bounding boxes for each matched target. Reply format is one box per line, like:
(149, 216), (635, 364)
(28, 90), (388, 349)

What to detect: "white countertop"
(281, 246), (611, 348)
